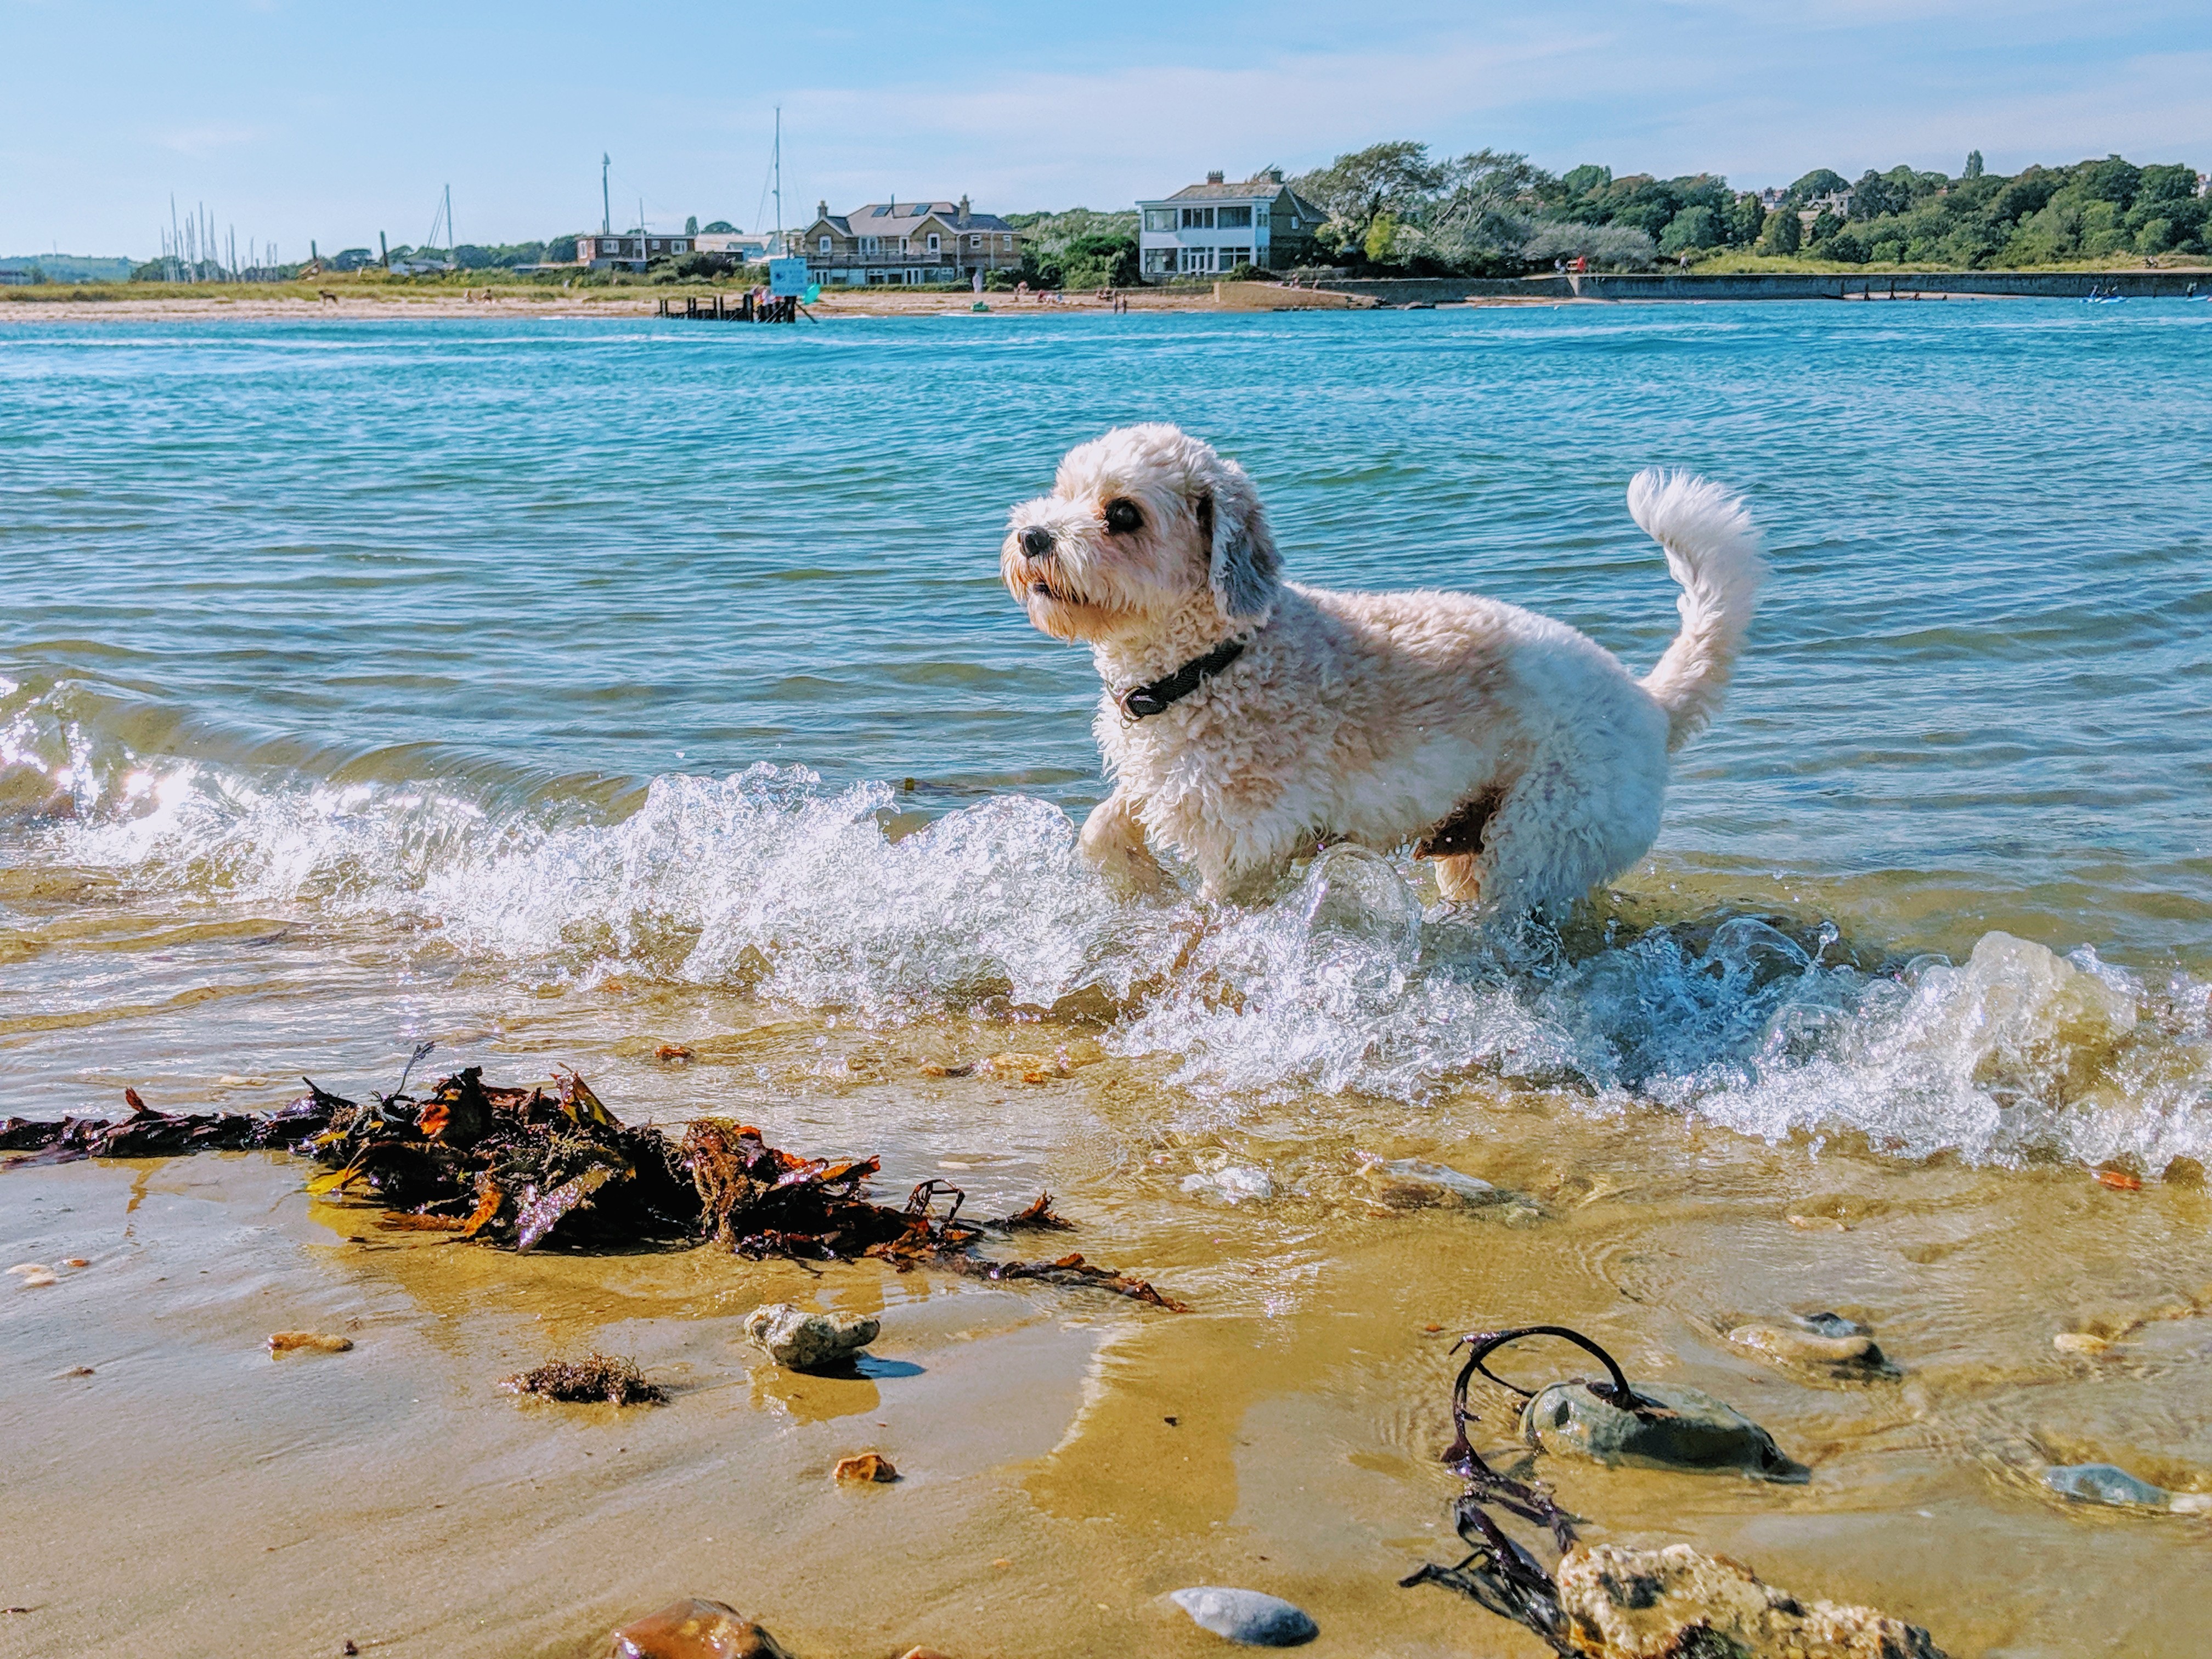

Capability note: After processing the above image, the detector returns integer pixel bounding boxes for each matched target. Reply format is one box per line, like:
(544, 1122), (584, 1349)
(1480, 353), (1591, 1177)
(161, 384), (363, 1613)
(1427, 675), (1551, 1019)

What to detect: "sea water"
(4, 304), (2207, 1167)
(7, 305), (2212, 1656)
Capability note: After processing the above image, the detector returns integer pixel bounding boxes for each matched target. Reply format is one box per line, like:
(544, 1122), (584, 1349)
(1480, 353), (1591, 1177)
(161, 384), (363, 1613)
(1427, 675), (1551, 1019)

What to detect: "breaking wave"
(6, 682), (2208, 1172)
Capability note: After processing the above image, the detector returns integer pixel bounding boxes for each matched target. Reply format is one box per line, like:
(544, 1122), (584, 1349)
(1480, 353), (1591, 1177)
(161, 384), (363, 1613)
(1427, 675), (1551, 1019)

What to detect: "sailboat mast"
(773, 107), (782, 255)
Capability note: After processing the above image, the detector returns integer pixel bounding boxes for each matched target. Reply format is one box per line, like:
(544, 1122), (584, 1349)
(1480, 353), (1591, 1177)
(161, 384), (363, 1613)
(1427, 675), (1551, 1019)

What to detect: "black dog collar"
(1118, 637), (1247, 721)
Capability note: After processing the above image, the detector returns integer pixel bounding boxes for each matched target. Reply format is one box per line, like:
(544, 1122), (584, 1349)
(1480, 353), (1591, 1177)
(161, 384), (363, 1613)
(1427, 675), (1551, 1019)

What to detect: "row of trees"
(1763, 154), (2206, 266)
(1279, 143), (2207, 274)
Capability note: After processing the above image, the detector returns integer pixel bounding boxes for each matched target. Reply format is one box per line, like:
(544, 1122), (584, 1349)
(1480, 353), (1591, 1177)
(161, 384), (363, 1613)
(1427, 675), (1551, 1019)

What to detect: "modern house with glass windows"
(793, 197), (1025, 285)
(1136, 169), (1328, 278)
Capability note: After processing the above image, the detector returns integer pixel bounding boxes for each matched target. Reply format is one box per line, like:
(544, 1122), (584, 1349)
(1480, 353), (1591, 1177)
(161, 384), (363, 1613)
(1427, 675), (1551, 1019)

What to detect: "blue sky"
(4, 1), (2207, 257)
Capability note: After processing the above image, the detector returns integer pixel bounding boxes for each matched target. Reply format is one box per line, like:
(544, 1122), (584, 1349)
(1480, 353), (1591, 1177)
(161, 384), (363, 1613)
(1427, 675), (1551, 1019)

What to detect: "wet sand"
(7, 1027), (2210, 1658)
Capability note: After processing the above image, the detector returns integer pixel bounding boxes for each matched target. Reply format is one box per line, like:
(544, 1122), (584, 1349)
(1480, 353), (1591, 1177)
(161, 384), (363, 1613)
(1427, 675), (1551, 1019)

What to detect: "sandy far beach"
(0, 281), (1568, 324)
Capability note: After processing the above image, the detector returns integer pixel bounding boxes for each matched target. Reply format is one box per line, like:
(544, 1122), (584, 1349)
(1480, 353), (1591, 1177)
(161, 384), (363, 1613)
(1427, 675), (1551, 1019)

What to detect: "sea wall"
(1312, 269), (2212, 304)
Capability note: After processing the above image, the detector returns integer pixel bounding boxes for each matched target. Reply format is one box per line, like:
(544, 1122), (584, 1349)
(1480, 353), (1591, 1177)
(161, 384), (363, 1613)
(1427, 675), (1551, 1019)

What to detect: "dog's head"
(1001, 424), (1280, 643)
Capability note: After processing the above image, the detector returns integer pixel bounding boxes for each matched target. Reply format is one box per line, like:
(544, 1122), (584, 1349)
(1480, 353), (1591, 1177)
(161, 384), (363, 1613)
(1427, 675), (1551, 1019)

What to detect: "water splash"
(8, 707), (2208, 1171)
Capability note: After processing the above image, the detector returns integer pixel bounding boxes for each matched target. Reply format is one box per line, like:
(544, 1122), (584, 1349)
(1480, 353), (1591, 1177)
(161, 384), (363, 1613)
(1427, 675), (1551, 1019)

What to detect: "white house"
(1136, 168), (1328, 278)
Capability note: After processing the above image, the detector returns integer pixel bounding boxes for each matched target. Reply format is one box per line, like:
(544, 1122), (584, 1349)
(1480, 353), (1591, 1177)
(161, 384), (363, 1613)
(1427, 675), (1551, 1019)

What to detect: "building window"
(820, 235), (831, 253)
(1180, 206), (1216, 229)
(1179, 246), (1213, 274)
(1217, 206), (1252, 228)
(1001, 234), (1012, 249)
(1220, 246), (1251, 267)
(927, 233), (940, 253)
(1142, 247), (1172, 275)
(1142, 207), (1176, 232)
(968, 234), (981, 249)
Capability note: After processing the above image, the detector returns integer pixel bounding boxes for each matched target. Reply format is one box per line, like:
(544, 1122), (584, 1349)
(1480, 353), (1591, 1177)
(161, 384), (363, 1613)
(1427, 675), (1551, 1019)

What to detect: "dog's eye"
(1103, 499), (1143, 535)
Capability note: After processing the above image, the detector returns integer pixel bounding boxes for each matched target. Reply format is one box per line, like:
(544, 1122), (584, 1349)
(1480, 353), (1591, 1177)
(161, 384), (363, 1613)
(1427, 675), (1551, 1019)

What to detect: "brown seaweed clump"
(2, 1054), (1187, 1311)
(502, 1353), (667, 1406)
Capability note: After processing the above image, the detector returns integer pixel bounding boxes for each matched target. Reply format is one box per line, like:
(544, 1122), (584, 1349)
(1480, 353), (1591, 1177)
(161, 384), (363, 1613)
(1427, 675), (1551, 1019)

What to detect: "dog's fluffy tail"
(1629, 468), (1765, 752)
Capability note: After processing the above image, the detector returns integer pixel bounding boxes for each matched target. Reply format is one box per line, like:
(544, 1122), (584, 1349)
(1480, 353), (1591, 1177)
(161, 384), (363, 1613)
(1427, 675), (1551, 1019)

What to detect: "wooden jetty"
(656, 292), (802, 323)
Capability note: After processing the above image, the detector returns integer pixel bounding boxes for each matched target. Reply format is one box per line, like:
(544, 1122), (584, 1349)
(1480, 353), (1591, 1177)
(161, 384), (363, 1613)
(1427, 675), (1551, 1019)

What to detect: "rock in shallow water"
(608, 1598), (793, 1658)
(1168, 1586), (1318, 1646)
(744, 1302), (878, 1372)
(1181, 1165), (1276, 1205)
(1727, 1314), (1890, 1374)
(1555, 1542), (1946, 1658)
(1521, 1380), (1806, 1481)
(2042, 1462), (2168, 1508)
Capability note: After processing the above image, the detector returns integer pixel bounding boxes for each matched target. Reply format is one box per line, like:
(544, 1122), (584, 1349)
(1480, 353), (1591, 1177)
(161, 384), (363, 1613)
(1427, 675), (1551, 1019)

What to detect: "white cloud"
(159, 122), (264, 158)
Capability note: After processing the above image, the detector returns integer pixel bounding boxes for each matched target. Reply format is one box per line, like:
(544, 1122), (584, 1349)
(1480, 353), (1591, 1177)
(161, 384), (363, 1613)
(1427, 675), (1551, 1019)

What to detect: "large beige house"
(795, 196), (1025, 285)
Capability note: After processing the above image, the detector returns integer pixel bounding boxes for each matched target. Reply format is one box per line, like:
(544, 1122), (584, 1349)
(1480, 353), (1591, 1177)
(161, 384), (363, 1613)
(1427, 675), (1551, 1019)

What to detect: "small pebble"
(60, 1258), (89, 1268)
(8, 1262), (57, 1288)
(832, 1452), (899, 1483)
(2042, 1462), (2168, 1508)
(59, 1367), (94, 1378)
(268, 1331), (353, 1356)
(1169, 1586), (1318, 1647)
(609, 1597), (794, 1658)
(2053, 1331), (2113, 1355)
(1726, 1317), (1887, 1372)
(2169, 1493), (2212, 1515)
(1181, 1166), (1276, 1205)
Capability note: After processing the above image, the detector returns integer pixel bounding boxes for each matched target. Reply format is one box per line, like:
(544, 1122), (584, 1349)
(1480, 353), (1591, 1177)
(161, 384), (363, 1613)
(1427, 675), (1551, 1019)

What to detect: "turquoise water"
(4, 306), (2210, 1166)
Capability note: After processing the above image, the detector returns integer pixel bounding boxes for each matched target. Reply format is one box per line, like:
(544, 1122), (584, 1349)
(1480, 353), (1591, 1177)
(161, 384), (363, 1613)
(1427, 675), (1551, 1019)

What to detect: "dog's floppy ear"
(1193, 455), (1280, 627)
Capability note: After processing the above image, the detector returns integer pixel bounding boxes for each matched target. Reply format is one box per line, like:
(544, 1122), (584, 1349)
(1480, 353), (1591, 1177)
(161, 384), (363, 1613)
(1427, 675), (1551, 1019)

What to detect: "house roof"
(806, 201), (1020, 236)
(1153, 175), (1325, 217)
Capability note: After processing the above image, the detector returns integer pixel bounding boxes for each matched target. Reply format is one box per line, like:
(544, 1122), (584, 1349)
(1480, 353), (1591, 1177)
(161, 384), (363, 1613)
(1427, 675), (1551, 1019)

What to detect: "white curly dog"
(1001, 423), (1764, 915)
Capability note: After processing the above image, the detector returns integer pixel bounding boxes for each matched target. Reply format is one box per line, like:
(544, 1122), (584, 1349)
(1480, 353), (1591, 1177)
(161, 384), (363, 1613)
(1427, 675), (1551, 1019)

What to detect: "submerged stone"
(1555, 1542), (1946, 1658)
(609, 1598), (793, 1659)
(1168, 1587), (1318, 1647)
(1181, 1165), (1276, 1205)
(1521, 1379), (1807, 1481)
(2042, 1462), (2168, 1508)
(1727, 1314), (1889, 1374)
(1356, 1155), (1519, 1212)
(744, 1302), (879, 1372)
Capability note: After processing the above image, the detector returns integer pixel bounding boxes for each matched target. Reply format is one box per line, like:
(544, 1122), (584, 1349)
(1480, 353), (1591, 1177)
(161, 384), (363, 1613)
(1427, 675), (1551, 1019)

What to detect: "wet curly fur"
(1001, 423), (1764, 915)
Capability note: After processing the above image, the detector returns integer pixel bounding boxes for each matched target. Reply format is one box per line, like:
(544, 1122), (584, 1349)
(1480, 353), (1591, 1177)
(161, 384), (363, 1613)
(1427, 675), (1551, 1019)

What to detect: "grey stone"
(1167, 1587), (1318, 1647)
(1180, 1165), (1276, 1205)
(743, 1302), (879, 1373)
(1357, 1155), (1515, 1210)
(2042, 1462), (2169, 1508)
(1521, 1379), (1807, 1482)
(1726, 1317), (1891, 1374)
(1555, 1542), (1947, 1658)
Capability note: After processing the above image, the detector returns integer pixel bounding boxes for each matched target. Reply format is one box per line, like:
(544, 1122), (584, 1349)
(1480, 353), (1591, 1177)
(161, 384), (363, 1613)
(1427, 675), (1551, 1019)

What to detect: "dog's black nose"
(1020, 526), (1055, 558)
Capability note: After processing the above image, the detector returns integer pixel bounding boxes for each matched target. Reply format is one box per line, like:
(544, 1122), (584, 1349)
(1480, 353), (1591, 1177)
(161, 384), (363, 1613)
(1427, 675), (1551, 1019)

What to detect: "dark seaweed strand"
(1402, 1321), (1659, 1652)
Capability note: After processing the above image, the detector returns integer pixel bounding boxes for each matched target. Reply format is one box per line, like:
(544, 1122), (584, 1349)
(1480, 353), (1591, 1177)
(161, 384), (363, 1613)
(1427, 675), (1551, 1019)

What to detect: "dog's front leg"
(1080, 788), (1167, 895)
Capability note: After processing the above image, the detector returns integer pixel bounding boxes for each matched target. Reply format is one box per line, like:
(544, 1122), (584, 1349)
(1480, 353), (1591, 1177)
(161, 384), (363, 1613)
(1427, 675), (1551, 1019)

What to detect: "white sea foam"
(8, 714), (2209, 1171)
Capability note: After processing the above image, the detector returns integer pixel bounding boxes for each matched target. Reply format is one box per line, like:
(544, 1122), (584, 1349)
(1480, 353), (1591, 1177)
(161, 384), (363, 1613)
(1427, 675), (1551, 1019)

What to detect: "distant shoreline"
(5, 265), (2207, 323)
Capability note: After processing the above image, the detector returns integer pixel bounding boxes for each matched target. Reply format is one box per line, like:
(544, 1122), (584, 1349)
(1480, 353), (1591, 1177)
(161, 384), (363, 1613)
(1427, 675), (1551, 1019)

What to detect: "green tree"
(1725, 191), (1765, 245)
(684, 215), (698, 235)
(1561, 164), (1611, 198)
(1787, 168), (1848, 204)
(1658, 206), (1718, 253)
(1807, 208), (1841, 245)
(1364, 211), (1402, 264)
(1760, 207), (1801, 254)
(1964, 150), (1984, 180)
(1291, 141), (1446, 250)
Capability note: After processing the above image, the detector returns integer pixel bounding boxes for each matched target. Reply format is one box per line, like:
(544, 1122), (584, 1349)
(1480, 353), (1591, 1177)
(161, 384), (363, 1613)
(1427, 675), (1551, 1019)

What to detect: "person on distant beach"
(1015, 280), (1030, 304)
